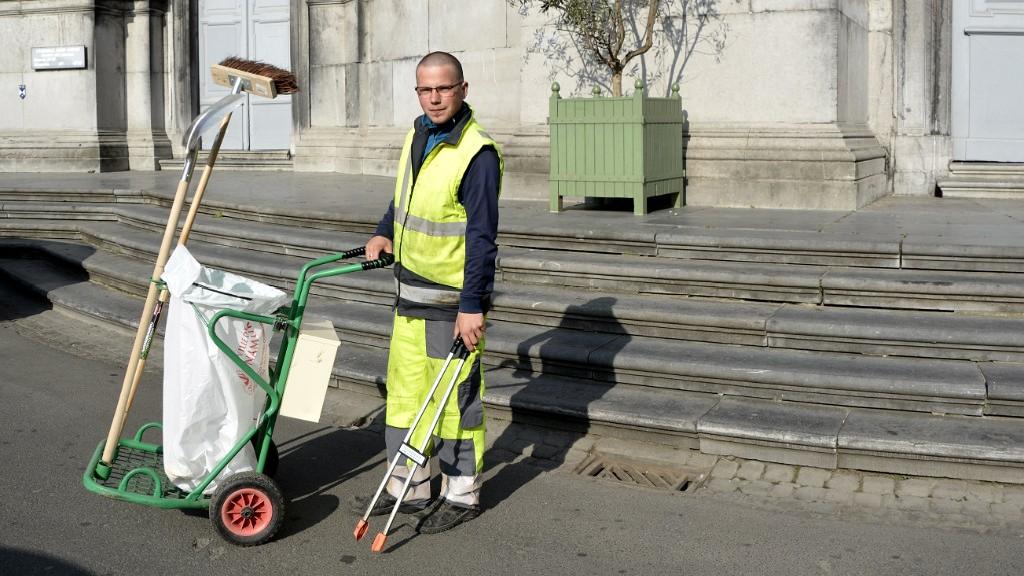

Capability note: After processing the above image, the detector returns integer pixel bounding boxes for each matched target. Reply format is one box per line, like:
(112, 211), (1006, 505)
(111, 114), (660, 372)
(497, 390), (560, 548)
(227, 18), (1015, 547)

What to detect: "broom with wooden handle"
(98, 57), (299, 471)
(122, 59), (299, 413)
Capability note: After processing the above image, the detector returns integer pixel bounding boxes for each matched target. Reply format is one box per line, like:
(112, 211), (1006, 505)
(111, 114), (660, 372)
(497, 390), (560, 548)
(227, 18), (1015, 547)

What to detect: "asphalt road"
(2, 319), (1024, 576)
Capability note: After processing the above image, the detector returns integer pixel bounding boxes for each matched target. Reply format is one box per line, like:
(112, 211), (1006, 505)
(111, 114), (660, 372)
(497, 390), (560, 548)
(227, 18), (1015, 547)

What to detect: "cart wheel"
(211, 472), (285, 546)
(251, 437), (279, 478)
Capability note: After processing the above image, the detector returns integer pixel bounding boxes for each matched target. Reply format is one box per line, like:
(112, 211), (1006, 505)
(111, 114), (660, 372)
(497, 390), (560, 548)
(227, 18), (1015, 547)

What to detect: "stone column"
(163, 0), (195, 157)
(125, 0), (172, 170)
(292, 0), (365, 171)
(95, 0), (131, 170)
(891, 0), (953, 196)
(867, 0), (895, 164)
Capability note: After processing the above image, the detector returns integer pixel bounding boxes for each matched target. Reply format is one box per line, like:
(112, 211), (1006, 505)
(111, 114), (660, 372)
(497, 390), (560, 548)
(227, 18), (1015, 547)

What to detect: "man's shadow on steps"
(483, 296), (630, 510)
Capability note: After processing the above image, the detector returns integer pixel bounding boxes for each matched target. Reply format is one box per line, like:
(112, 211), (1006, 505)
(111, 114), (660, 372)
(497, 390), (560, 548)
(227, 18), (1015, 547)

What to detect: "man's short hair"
(417, 51), (464, 82)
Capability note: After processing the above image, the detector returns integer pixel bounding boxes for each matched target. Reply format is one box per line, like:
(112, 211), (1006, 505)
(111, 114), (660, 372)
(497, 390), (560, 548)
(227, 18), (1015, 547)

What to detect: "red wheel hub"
(221, 488), (273, 536)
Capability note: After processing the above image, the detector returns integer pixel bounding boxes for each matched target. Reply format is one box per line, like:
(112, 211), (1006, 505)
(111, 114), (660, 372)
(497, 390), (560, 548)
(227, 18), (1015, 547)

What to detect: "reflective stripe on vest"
(394, 209), (468, 237)
(397, 281), (461, 306)
(396, 151), (469, 236)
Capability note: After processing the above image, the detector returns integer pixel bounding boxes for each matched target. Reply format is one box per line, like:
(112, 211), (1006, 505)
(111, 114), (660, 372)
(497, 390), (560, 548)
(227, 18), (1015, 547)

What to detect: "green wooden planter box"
(549, 80), (685, 215)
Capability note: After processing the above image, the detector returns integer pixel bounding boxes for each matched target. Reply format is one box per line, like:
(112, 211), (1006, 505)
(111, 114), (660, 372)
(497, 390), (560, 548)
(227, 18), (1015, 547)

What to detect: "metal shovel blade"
(181, 93), (245, 154)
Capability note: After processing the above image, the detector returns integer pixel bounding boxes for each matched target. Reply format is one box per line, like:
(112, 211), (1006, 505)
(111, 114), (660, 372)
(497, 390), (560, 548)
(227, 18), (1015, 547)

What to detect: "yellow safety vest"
(392, 113), (503, 307)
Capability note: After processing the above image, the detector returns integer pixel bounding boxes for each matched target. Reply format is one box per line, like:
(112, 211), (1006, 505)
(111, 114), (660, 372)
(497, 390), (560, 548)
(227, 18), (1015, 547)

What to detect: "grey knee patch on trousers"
(385, 425), (437, 461)
(457, 358), (483, 429)
(425, 318), (457, 359)
(435, 437), (477, 477)
(385, 425), (412, 462)
(425, 318), (483, 428)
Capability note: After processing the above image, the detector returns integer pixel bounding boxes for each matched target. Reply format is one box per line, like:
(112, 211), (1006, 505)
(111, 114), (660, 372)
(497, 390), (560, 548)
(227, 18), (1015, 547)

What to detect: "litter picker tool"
(354, 338), (471, 553)
(98, 57), (298, 471)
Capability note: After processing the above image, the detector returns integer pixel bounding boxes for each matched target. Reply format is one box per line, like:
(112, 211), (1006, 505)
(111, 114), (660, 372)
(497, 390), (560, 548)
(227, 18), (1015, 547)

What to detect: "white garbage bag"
(160, 245), (289, 493)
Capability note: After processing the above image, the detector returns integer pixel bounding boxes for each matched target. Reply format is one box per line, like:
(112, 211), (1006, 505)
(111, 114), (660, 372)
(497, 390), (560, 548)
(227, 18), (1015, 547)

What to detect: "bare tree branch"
(614, 0), (626, 58)
(622, 0), (659, 65)
(513, 0), (727, 97)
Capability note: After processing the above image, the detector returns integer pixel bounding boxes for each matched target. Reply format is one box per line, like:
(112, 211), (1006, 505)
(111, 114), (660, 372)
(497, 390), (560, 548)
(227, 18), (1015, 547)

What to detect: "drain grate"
(574, 453), (707, 493)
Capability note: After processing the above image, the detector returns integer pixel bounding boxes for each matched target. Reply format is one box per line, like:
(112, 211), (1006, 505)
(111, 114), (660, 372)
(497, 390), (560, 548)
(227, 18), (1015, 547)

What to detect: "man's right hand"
(365, 235), (393, 260)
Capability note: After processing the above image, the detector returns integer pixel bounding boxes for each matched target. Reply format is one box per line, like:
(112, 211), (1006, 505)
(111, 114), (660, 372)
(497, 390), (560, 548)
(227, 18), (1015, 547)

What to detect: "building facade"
(0, 1), (1016, 209)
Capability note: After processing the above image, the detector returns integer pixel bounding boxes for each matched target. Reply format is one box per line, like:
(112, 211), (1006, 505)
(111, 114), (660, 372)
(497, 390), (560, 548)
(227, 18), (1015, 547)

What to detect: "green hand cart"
(83, 247), (394, 546)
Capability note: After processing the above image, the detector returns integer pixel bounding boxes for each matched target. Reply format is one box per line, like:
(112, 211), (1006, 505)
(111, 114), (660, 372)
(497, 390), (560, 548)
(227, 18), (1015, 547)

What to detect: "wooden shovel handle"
(101, 176), (192, 464)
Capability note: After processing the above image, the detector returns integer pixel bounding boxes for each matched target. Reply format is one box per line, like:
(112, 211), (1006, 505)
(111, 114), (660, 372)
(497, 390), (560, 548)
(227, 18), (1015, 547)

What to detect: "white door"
(198, 0), (292, 151)
(952, 0), (1024, 162)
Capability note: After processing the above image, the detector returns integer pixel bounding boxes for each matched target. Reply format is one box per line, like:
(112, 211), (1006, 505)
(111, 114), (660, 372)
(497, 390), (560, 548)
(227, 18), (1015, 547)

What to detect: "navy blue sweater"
(374, 111), (500, 315)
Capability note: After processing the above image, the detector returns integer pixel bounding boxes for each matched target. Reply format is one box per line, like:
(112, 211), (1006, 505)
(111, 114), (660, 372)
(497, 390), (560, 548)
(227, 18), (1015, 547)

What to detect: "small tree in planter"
(516, 0), (663, 97)
(513, 0), (703, 214)
(519, 0), (727, 98)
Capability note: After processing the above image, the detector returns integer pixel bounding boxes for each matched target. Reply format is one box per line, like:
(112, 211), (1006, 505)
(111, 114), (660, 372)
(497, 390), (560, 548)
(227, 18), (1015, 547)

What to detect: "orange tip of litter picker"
(354, 520), (368, 540)
(371, 533), (387, 553)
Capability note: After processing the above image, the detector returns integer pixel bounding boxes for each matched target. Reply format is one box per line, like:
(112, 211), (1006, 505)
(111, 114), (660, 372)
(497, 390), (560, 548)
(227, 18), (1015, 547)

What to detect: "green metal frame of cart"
(83, 247), (393, 509)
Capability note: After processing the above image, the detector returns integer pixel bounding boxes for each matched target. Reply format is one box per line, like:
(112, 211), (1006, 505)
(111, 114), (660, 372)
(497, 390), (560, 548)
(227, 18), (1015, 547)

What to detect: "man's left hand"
(455, 312), (485, 352)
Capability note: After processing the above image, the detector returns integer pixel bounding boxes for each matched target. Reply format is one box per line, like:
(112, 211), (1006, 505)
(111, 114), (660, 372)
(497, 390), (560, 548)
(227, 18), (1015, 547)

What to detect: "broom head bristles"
(212, 56), (299, 98)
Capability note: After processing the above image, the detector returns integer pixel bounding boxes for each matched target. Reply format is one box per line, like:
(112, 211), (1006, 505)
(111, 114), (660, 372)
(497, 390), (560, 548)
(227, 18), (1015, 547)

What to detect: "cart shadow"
(481, 296), (628, 511)
(271, 416), (389, 539)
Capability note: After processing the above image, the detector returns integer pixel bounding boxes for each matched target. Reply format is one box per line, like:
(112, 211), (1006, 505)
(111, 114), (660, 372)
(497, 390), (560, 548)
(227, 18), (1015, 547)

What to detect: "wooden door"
(953, 0), (1024, 161)
(198, 0), (292, 151)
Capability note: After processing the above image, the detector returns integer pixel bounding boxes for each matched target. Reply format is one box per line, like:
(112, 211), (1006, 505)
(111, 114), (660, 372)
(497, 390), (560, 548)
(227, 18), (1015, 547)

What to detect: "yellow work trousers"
(385, 314), (486, 478)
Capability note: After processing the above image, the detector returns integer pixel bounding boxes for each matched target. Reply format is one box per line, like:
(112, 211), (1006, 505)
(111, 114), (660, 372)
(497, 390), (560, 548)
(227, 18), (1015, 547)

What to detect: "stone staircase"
(157, 150), (293, 172)
(938, 161), (1024, 199)
(4, 186), (1024, 483)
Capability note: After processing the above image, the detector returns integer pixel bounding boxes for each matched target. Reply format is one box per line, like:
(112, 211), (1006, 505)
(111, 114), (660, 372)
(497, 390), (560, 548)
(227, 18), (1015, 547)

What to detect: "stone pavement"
(6, 286), (1024, 536)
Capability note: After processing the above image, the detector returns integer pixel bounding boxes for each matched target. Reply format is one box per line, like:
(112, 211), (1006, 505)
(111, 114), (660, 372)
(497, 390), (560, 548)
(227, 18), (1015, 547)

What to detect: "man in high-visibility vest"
(364, 51), (502, 534)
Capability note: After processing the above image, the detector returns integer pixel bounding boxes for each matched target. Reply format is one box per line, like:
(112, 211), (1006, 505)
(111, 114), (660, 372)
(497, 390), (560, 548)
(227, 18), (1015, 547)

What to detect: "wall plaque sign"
(31, 46), (87, 70)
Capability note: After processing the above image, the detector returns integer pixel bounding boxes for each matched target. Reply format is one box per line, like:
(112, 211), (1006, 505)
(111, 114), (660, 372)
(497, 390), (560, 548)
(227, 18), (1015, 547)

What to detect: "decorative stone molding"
(0, 130), (129, 172)
(682, 123), (888, 210)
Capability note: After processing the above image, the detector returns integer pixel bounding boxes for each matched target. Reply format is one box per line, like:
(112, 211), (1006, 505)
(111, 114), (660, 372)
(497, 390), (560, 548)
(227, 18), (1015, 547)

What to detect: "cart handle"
(289, 252), (394, 327)
(294, 246), (366, 290)
(307, 252), (394, 284)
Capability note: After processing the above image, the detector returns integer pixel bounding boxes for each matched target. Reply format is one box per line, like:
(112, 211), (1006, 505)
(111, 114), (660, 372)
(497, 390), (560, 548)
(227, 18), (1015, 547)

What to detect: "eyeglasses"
(414, 83), (463, 97)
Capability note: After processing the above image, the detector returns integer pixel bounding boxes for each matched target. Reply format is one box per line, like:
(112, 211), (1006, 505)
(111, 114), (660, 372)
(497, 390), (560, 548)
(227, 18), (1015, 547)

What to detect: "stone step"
(766, 304), (1024, 363)
(501, 249), (1024, 313)
(0, 202), (369, 259)
(941, 161), (1024, 199)
(75, 222), (393, 305)
(5, 258), (1024, 484)
(157, 151), (293, 172)
(948, 161), (1024, 177)
(113, 204), (369, 260)
(10, 235), (1024, 369)
(0, 188), (147, 204)
(6, 193), (1024, 273)
(652, 227), (900, 268)
(488, 320), (993, 416)
(937, 176), (1024, 199)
